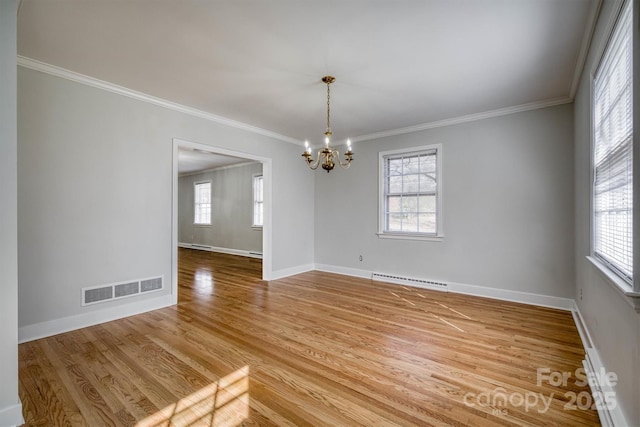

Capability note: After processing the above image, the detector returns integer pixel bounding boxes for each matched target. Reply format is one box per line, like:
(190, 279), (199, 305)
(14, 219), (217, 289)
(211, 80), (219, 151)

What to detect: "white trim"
(179, 160), (258, 178)
(352, 97), (572, 143)
(178, 242), (263, 259)
(17, 56), (300, 145)
(0, 403), (24, 427)
(588, 0), (627, 79)
(172, 138), (273, 284)
(572, 305), (629, 427)
(314, 263), (371, 279)
(18, 293), (173, 343)
(586, 256), (640, 311)
(252, 173), (264, 228)
(313, 264), (574, 310)
(270, 264), (314, 281)
(376, 232), (444, 242)
(19, 56), (580, 147)
(193, 180), (212, 225)
(571, 301), (594, 350)
(378, 144), (444, 239)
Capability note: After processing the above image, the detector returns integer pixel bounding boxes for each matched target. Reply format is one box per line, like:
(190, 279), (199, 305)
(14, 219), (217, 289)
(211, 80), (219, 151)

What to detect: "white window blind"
(194, 181), (212, 225)
(253, 174), (263, 227)
(593, 0), (633, 282)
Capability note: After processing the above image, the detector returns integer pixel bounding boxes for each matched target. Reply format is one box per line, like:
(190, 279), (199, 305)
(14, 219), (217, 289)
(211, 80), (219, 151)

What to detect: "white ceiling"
(178, 149), (254, 175)
(17, 0), (599, 146)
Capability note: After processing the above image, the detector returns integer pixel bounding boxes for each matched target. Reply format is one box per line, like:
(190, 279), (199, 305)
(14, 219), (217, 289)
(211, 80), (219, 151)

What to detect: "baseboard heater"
(82, 276), (163, 306)
(371, 272), (448, 291)
(191, 244), (211, 249)
(180, 242), (263, 259)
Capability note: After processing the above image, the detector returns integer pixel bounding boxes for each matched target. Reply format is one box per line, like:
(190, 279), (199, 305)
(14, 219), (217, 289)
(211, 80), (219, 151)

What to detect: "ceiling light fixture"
(302, 76), (353, 172)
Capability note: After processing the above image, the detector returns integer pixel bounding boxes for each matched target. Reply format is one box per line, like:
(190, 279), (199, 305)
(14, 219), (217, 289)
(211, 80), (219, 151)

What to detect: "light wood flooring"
(19, 248), (600, 426)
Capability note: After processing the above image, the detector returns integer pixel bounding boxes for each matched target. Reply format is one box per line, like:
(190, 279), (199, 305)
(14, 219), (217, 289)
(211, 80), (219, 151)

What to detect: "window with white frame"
(194, 181), (212, 225)
(379, 144), (442, 239)
(253, 174), (264, 227)
(592, 0), (633, 284)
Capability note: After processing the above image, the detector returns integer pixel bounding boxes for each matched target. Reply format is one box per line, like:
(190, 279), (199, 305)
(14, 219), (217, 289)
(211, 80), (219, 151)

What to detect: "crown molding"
(178, 160), (259, 178)
(18, 55), (576, 147)
(17, 56), (301, 145)
(351, 96), (572, 143)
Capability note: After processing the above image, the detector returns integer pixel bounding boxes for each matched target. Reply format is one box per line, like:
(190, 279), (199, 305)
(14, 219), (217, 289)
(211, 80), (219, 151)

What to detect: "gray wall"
(178, 162), (263, 253)
(0, 1), (23, 425)
(315, 104), (575, 298)
(17, 66), (314, 329)
(574, 0), (640, 424)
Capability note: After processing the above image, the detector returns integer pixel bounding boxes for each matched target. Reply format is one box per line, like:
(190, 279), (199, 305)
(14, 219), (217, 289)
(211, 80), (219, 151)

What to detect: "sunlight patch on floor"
(136, 365), (250, 427)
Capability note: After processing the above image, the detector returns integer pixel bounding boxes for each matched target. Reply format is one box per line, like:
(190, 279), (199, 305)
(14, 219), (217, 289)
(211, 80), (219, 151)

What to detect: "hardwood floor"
(19, 248), (600, 426)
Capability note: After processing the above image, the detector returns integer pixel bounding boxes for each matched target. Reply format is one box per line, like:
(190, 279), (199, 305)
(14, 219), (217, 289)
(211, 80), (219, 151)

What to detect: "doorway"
(171, 138), (272, 305)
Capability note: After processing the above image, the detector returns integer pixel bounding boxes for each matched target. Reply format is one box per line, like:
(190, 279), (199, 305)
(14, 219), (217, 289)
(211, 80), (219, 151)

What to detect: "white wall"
(315, 104), (575, 299)
(0, 1), (24, 425)
(574, 0), (640, 424)
(178, 162), (263, 253)
(17, 66), (314, 336)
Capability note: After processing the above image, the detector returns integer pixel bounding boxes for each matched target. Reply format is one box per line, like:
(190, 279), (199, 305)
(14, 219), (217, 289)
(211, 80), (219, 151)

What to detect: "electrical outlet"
(359, 255), (363, 262)
(579, 288), (583, 300)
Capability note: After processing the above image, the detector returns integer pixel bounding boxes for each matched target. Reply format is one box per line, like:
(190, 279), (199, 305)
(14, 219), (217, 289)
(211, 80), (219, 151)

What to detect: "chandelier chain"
(326, 80), (331, 133)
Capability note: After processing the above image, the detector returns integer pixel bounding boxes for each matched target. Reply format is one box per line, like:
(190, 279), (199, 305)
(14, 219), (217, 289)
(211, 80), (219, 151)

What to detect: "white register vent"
(82, 275), (163, 306)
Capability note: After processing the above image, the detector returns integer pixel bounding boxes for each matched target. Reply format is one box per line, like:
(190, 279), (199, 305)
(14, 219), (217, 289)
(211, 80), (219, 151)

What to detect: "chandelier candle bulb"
(301, 75), (354, 173)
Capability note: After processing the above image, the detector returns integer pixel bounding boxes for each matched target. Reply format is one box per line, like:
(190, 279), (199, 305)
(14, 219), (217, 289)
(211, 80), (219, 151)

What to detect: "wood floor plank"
(19, 248), (600, 426)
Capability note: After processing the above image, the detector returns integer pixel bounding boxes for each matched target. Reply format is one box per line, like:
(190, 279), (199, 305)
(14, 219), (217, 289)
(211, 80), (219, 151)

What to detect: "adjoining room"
(2, 1), (638, 426)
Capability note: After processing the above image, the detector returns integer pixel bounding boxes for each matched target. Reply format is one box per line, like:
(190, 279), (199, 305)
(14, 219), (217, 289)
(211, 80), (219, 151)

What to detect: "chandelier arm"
(306, 150), (322, 170)
(333, 149), (353, 169)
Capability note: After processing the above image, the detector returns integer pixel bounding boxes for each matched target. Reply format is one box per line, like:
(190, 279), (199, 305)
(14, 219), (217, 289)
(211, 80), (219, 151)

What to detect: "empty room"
(1, 0), (639, 426)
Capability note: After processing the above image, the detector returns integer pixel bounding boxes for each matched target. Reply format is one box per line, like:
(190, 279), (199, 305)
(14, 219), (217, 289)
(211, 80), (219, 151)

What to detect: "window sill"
(194, 224), (212, 227)
(376, 232), (444, 242)
(586, 256), (640, 312)
(251, 226), (263, 230)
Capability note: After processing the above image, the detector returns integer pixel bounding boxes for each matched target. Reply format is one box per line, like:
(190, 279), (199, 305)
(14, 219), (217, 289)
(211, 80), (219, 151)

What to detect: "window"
(252, 174), (264, 227)
(194, 181), (211, 225)
(592, 0), (633, 284)
(378, 144), (442, 240)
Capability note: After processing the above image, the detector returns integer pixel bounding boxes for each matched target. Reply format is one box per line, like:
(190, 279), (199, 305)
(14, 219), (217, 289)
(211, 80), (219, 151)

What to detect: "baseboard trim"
(313, 264), (574, 311)
(0, 403), (24, 427)
(572, 305), (629, 427)
(270, 264), (314, 280)
(18, 294), (174, 343)
(313, 264), (371, 280)
(178, 242), (263, 259)
(450, 280), (574, 311)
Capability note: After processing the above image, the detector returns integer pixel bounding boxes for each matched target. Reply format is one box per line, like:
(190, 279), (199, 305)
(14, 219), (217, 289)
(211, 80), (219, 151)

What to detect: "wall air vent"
(141, 277), (163, 292)
(84, 286), (113, 304)
(115, 281), (139, 298)
(371, 272), (448, 291)
(82, 275), (163, 306)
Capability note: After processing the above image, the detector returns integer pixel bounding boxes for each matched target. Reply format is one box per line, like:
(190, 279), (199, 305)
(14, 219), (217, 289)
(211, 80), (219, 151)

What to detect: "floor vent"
(82, 276), (163, 306)
(371, 272), (448, 291)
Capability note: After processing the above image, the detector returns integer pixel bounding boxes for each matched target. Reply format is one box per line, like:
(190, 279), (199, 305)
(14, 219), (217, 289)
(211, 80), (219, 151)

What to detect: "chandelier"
(302, 76), (353, 172)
